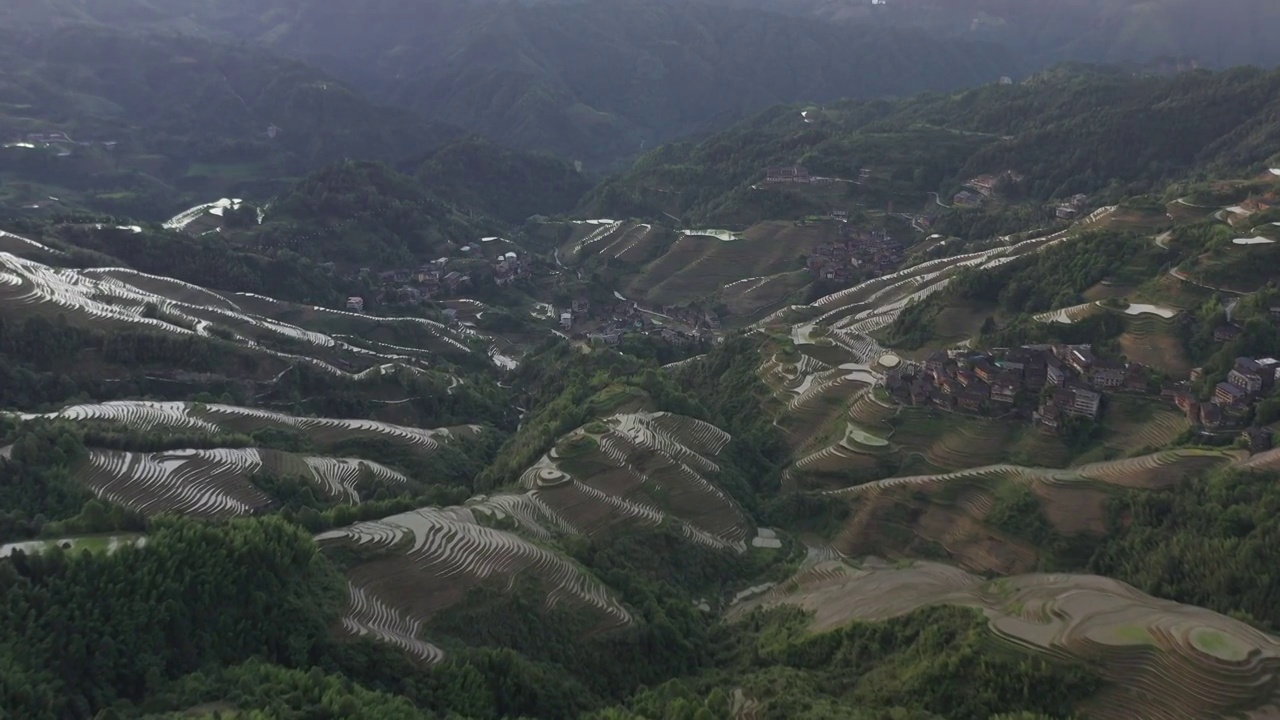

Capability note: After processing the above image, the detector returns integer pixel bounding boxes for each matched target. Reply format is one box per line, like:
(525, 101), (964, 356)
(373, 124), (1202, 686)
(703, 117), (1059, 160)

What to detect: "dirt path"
(1168, 267), (1245, 295)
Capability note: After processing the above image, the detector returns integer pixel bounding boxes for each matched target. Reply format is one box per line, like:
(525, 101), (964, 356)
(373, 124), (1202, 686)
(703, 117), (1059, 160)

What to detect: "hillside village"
(887, 344), (1144, 425)
(889, 336), (1280, 449)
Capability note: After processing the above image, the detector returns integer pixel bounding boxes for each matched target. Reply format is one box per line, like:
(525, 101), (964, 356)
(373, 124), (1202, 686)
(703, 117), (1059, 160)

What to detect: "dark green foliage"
(138, 661), (434, 719)
(758, 493), (851, 539)
(1181, 288), (1280, 394)
(0, 25), (460, 219)
(981, 312), (1127, 352)
(255, 0), (1014, 171)
(590, 65), (1280, 223)
(418, 136), (591, 222)
(669, 335), (790, 502)
(0, 516), (344, 718)
(597, 605), (1099, 719)
(0, 421), (145, 542)
(880, 298), (942, 350)
(985, 485), (1098, 570)
(883, 229), (1156, 350)
(48, 222), (351, 306)
(951, 231), (1161, 314)
(255, 161), (497, 269)
(1090, 468), (1280, 631)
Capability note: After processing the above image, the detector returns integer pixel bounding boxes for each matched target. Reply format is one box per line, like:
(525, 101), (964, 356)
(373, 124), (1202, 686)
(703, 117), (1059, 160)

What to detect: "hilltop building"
(765, 166), (810, 183)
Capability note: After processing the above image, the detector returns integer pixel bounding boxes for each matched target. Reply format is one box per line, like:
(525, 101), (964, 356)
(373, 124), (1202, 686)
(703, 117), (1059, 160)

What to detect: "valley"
(4, 9), (1280, 718)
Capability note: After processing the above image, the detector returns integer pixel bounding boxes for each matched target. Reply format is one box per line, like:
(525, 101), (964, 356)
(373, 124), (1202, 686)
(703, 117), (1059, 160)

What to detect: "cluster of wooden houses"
(1054, 194), (1091, 220)
(806, 226), (901, 282)
(952, 170), (1031, 207)
(492, 251), (531, 287)
(887, 344), (1153, 429)
(577, 299), (719, 347)
(371, 260), (472, 304)
(765, 166), (812, 183)
(1171, 356), (1280, 430)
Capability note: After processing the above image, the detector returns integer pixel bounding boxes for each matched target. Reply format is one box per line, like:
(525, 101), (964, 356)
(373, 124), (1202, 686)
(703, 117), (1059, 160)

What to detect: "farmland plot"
(317, 505), (633, 664)
(732, 560), (1280, 720)
(517, 412), (751, 551)
(19, 401), (476, 461)
(80, 447), (414, 517)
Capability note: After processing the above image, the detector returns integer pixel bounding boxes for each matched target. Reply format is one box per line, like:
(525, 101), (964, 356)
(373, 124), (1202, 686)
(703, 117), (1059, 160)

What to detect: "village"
(343, 241), (534, 313)
(886, 344), (1137, 425)
(886, 341), (1278, 450)
(806, 221), (903, 282)
(339, 234), (722, 350)
(571, 299), (721, 348)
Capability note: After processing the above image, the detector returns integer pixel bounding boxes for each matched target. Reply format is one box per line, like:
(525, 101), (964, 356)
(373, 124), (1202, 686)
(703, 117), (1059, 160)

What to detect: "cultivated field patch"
(317, 505), (632, 663)
(732, 560), (1280, 720)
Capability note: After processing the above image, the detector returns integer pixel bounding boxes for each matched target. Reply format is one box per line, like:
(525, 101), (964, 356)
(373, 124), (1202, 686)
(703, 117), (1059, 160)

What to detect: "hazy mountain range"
(10, 0), (1280, 171)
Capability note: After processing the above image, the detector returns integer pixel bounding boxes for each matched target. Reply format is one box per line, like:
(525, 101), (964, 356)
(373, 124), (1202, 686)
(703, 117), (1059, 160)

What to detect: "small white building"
(346, 296), (364, 313)
(560, 312), (573, 329)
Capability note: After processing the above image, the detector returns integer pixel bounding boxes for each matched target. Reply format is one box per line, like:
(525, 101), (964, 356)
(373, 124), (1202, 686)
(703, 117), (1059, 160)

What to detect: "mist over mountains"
(8, 0), (1280, 171)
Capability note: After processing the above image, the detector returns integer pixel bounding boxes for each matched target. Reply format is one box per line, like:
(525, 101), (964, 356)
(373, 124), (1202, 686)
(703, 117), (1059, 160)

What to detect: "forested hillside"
(719, 0), (1280, 69)
(3, 0), (1016, 172)
(584, 65), (1280, 225)
(0, 26), (461, 219)
(6, 2), (1280, 718)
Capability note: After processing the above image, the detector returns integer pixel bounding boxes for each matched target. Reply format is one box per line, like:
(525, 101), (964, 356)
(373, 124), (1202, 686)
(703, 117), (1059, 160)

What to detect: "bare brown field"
(732, 561), (1280, 720)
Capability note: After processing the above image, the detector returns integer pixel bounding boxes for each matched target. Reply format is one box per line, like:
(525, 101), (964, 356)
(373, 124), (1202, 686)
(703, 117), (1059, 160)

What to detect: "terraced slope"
(1119, 311), (1193, 379)
(317, 506), (632, 664)
(731, 560), (1280, 720)
(827, 448), (1242, 501)
(81, 447), (410, 517)
(0, 234), (489, 377)
(17, 401), (476, 461)
(560, 221), (667, 265)
(622, 221), (837, 307)
(517, 412), (751, 551)
(823, 448), (1243, 573)
(798, 207), (1117, 338)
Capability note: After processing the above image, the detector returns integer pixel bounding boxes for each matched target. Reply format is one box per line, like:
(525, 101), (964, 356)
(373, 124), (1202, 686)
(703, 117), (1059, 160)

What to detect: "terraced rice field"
(1007, 427), (1073, 468)
(610, 223), (662, 263)
(923, 419), (1016, 472)
(565, 221), (626, 260)
(19, 401), (474, 461)
(720, 270), (811, 322)
(1071, 449), (1242, 489)
(732, 560), (1280, 719)
(626, 222), (831, 306)
(1121, 313), (1192, 378)
(80, 447), (412, 517)
(0, 244), (482, 376)
(777, 367), (874, 451)
(317, 506), (633, 663)
(83, 448), (274, 518)
(788, 208), (1120, 392)
(825, 448), (1241, 500)
(516, 412), (751, 551)
(1033, 302), (1102, 324)
(848, 388), (898, 429)
(0, 230), (64, 259)
(1102, 402), (1191, 457)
